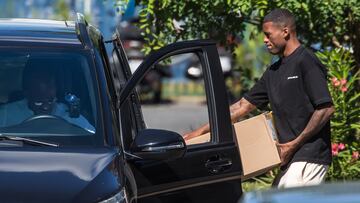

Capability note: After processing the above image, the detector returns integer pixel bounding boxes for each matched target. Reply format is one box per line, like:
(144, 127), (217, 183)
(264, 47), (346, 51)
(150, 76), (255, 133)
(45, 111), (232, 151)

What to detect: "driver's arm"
(54, 103), (95, 133)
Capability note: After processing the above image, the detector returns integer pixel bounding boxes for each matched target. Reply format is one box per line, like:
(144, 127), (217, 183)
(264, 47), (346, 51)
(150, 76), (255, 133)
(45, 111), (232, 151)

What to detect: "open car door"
(114, 38), (243, 203)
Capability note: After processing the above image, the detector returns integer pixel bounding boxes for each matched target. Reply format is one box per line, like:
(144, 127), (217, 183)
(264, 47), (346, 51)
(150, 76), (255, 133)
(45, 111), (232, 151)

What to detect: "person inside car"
(0, 60), (95, 133)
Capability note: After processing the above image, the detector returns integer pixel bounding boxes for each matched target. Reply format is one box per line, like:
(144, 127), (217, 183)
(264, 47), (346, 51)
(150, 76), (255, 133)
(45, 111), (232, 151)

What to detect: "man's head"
(262, 8), (297, 55)
(23, 61), (57, 115)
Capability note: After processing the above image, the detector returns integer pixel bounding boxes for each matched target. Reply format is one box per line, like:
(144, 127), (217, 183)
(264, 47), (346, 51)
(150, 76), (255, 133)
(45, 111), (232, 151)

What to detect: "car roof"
(0, 18), (82, 46)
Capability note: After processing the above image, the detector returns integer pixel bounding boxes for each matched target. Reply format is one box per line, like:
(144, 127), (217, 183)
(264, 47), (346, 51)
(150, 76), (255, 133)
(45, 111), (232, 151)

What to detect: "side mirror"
(130, 129), (186, 160)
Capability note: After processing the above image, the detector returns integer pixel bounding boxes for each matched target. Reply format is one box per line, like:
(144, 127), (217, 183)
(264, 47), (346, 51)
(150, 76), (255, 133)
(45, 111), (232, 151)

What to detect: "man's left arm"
(278, 103), (335, 166)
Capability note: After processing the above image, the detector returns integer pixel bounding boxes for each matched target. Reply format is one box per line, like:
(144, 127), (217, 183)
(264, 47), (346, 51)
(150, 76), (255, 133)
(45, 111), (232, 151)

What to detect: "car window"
(137, 53), (211, 145)
(0, 49), (101, 146)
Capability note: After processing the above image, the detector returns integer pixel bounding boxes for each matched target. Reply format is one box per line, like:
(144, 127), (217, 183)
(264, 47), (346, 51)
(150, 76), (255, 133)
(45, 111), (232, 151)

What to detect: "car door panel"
(130, 145), (241, 188)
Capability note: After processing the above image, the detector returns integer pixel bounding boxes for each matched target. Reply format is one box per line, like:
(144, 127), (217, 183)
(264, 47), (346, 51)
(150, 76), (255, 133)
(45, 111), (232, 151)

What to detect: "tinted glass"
(0, 49), (102, 146)
(137, 53), (211, 145)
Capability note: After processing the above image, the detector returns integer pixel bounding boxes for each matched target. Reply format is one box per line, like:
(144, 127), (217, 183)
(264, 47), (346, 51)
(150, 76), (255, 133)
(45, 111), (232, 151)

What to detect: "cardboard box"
(234, 112), (280, 180)
(185, 132), (211, 145)
(185, 112), (280, 180)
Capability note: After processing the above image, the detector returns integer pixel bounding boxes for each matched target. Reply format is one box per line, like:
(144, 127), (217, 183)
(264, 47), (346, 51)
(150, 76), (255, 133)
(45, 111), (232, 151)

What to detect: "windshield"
(0, 49), (102, 146)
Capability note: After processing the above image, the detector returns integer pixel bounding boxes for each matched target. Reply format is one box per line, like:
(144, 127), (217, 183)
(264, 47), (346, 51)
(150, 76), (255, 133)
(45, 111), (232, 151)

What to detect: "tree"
(116, 0), (360, 72)
(53, 0), (71, 20)
(264, 1), (360, 69)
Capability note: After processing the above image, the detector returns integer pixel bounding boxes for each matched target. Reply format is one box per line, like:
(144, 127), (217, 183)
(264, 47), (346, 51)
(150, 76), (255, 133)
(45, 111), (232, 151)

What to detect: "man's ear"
(283, 26), (290, 40)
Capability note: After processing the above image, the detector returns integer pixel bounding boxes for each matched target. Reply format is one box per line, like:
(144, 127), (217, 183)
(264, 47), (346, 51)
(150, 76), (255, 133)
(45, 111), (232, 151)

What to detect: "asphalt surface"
(141, 101), (209, 135)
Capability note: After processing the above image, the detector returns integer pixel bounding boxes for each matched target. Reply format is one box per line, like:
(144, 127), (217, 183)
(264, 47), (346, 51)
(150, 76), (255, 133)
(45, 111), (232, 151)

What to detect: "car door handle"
(205, 158), (232, 174)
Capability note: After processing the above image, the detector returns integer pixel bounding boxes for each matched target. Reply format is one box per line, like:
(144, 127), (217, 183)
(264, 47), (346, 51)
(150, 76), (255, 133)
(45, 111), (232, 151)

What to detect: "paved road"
(141, 102), (209, 135)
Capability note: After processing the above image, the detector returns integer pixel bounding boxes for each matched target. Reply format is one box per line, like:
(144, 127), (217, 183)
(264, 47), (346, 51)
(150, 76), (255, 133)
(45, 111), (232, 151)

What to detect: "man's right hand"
(183, 98), (256, 141)
(183, 129), (203, 141)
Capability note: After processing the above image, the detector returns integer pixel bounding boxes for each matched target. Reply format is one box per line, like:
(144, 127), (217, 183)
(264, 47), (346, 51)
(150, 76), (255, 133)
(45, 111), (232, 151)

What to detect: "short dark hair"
(263, 8), (296, 32)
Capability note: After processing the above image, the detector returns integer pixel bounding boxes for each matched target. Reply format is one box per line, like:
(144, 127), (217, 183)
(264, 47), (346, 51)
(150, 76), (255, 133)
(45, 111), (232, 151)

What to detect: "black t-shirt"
(244, 46), (332, 166)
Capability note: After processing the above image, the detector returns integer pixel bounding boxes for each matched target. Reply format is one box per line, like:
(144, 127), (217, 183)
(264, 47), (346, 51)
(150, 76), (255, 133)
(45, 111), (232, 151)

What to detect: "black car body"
(0, 14), (243, 203)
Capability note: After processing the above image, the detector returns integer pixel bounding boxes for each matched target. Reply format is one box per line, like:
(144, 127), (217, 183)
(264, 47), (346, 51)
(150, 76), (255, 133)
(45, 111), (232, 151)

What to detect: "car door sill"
(138, 174), (242, 199)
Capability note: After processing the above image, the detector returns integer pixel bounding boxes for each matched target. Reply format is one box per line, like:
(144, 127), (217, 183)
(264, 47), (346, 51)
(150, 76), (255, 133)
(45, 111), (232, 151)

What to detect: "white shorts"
(277, 161), (329, 188)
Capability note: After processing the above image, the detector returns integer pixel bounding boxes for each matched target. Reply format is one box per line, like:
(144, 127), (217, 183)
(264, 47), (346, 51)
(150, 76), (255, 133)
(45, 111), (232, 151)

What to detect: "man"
(0, 64), (95, 133)
(184, 8), (334, 188)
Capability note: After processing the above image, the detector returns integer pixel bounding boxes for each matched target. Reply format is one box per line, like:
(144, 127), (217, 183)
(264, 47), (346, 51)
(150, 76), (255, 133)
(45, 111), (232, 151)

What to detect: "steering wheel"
(18, 114), (91, 135)
(22, 114), (66, 123)
(0, 113), (93, 136)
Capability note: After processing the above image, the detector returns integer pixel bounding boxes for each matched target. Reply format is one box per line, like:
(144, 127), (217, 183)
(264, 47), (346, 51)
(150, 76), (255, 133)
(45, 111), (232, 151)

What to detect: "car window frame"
(118, 40), (234, 145)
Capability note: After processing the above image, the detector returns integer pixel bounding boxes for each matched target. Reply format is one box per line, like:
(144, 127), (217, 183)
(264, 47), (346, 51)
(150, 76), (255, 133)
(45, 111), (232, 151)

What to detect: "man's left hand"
(277, 140), (299, 166)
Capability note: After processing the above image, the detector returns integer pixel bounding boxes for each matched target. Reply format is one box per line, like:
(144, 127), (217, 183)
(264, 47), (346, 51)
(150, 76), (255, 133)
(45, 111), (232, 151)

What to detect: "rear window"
(0, 49), (102, 146)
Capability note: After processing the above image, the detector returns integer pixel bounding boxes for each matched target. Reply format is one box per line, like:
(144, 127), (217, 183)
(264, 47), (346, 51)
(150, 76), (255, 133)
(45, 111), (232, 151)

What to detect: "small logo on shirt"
(287, 76), (298, 80)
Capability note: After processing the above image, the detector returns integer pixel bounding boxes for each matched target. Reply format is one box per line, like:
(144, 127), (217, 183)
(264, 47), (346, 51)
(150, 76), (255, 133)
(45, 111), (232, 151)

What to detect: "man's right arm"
(183, 98), (256, 140)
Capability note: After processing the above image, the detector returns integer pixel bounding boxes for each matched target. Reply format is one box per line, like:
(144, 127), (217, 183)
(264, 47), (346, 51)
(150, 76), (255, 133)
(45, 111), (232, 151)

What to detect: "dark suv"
(0, 14), (243, 203)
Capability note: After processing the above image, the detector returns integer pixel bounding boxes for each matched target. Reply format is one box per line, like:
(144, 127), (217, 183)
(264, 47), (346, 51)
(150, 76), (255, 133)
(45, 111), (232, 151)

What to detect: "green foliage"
(113, 0), (130, 15)
(53, 0), (71, 20)
(117, 0), (258, 54)
(317, 48), (360, 180)
(242, 169), (277, 192)
(317, 49), (360, 142)
(116, 0), (360, 62)
(232, 24), (272, 99)
(327, 143), (360, 180)
(255, 0), (360, 61)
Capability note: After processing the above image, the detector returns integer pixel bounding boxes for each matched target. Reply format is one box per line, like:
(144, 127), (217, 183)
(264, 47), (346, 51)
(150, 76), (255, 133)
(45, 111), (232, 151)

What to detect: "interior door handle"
(205, 158), (232, 174)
